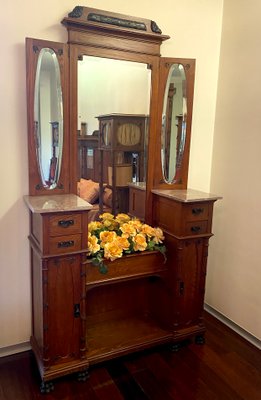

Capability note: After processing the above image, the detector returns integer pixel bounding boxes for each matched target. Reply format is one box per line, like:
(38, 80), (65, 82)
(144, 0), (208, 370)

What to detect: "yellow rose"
(120, 222), (137, 237)
(141, 224), (155, 237)
(99, 231), (117, 247)
(115, 213), (131, 225)
(99, 212), (114, 220)
(133, 233), (147, 251)
(104, 241), (123, 261)
(104, 219), (119, 231)
(88, 221), (102, 233)
(88, 235), (100, 254)
(152, 227), (165, 244)
(116, 236), (130, 251)
(129, 219), (143, 232)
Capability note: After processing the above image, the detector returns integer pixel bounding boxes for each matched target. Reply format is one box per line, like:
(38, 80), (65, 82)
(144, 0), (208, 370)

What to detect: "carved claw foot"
(195, 334), (205, 345)
(77, 369), (89, 382)
(40, 380), (54, 394)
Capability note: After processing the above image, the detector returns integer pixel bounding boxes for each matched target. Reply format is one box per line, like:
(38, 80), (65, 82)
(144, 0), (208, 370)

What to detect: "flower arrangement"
(88, 213), (166, 274)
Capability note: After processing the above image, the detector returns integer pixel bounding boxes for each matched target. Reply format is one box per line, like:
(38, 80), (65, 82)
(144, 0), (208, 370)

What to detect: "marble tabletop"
(151, 188), (222, 203)
(24, 194), (93, 213)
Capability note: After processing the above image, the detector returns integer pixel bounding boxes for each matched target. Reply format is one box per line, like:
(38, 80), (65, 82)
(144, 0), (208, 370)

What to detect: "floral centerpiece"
(88, 213), (166, 274)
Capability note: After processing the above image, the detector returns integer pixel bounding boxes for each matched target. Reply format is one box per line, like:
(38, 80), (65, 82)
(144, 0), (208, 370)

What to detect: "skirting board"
(0, 342), (31, 358)
(204, 303), (261, 350)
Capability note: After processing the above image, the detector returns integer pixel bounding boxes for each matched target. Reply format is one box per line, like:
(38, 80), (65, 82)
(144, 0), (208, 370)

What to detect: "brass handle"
(57, 240), (74, 248)
(192, 208), (204, 215)
(191, 226), (201, 233)
(58, 219), (74, 228)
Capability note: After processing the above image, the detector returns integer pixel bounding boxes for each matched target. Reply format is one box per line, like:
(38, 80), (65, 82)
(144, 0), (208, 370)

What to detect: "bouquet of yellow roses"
(88, 213), (166, 274)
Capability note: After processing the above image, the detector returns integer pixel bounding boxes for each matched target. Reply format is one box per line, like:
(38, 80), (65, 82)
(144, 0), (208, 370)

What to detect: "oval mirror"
(161, 63), (187, 183)
(34, 48), (63, 189)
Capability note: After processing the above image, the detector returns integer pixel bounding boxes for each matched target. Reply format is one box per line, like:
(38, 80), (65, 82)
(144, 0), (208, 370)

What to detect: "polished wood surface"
(25, 6), (221, 391)
(1, 312), (260, 400)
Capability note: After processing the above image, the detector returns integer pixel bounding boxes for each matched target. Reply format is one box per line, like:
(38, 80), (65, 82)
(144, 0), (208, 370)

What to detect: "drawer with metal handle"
(48, 234), (82, 254)
(49, 214), (82, 236)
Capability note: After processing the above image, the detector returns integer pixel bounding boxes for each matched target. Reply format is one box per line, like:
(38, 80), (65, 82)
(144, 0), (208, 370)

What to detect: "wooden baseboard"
(204, 303), (261, 350)
(0, 342), (31, 358)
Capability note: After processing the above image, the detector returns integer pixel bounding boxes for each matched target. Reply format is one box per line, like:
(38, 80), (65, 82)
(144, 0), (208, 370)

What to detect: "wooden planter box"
(86, 250), (166, 286)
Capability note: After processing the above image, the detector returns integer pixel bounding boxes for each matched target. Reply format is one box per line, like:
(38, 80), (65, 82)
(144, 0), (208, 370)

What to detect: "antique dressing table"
(24, 6), (221, 392)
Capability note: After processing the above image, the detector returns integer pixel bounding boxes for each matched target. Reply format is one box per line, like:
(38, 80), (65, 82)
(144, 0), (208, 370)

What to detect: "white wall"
(206, 0), (261, 340)
(0, 0), (223, 349)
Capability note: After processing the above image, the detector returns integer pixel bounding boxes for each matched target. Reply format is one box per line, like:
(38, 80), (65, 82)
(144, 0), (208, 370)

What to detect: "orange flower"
(116, 236), (130, 251)
(129, 219), (143, 232)
(141, 224), (155, 237)
(99, 212), (114, 220)
(99, 231), (117, 247)
(88, 221), (102, 233)
(115, 213), (131, 225)
(152, 227), (164, 244)
(104, 241), (123, 261)
(133, 233), (147, 251)
(120, 222), (137, 237)
(88, 234), (100, 254)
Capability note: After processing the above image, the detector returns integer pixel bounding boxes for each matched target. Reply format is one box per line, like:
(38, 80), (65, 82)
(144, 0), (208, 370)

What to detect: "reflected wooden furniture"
(128, 182), (146, 220)
(97, 113), (147, 214)
(77, 133), (99, 182)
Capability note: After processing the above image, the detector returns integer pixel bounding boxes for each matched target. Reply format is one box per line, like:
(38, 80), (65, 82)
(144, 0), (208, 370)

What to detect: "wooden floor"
(0, 312), (260, 400)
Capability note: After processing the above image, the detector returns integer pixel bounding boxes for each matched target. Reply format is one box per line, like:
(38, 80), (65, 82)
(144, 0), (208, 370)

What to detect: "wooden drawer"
(48, 234), (82, 255)
(49, 214), (82, 236)
(184, 221), (208, 236)
(184, 203), (209, 221)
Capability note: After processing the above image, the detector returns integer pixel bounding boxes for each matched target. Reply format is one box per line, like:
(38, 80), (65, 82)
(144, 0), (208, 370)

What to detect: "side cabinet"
(152, 189), (221, 342)
(24, 194), (92, 389)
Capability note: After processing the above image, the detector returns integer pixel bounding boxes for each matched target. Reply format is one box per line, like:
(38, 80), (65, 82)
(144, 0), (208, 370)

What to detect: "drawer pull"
(57, 240), (74, 248)
(192, 207), (204, 215)
(58, 219), (74, 228)
(191, 226), (201, 233)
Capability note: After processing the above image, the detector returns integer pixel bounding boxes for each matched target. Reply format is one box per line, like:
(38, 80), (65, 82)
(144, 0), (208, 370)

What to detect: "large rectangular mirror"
(77, 55), (151, 218)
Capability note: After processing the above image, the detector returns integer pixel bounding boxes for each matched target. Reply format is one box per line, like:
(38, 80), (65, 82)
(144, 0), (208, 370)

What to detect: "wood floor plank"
(0, 312), (260, 399)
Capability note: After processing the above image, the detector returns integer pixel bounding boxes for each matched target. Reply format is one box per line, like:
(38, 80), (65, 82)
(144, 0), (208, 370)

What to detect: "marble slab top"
(128, 182), (146, 190)
(24, 194), (93, 213)
(151, 188), (222, 203)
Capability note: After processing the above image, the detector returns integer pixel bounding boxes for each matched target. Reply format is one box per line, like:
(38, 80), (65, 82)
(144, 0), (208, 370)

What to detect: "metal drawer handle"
(191, 226), (201, 233)
(192, 208), (204, 215)
(57, 240), (74, 248)
(58, 219), (74, 228)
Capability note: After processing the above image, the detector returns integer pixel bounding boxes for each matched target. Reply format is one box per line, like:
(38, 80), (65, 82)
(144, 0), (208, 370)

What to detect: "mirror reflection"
(34, 48), (63, 189)
(77, 55), (151, 217)
(161, 63), (187, 183)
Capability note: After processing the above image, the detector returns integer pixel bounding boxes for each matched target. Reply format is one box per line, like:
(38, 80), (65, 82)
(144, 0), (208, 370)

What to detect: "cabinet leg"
(195, 334), (205, 345)
(170, 342), (182, 352)
(77, 368), (89, 382)
(40, 381), (54, 394)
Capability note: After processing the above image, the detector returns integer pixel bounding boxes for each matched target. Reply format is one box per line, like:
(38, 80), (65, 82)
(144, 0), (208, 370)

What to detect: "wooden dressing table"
(24, 6), (221, 392)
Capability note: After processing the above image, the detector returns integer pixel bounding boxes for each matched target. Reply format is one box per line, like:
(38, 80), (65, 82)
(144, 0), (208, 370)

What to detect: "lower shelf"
(86, 316), (173, 364)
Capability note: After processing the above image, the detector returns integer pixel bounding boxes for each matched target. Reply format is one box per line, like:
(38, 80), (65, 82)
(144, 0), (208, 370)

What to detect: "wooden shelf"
(86, 316), (172, 364)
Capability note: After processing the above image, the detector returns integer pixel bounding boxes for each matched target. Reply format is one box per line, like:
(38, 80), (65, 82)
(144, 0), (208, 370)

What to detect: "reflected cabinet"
(24, 5), (221, 392)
